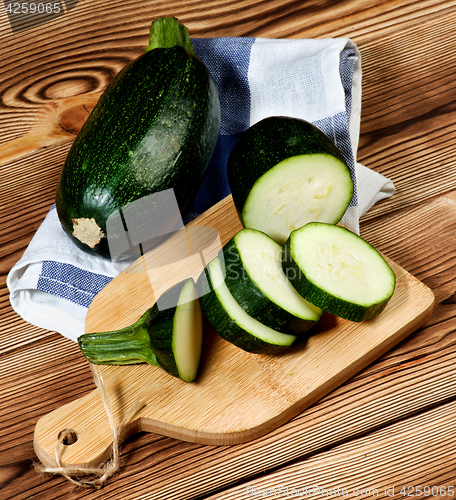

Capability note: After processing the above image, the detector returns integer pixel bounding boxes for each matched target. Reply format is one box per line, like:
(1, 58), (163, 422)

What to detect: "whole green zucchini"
(56, 17), (221, 259)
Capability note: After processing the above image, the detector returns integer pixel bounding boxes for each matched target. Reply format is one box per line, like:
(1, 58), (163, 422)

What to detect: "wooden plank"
(203, 399), (456, 500)
(2, 1), (456, 498)
(358, 10), (456, 221)
(3, 296), (456, 499)
(0, 93), (100, 167)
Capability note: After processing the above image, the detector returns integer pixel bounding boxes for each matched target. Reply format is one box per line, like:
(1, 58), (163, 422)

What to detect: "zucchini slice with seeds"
(282, 222), (396, 322)
(199, 256), (297, 354)
(224, 228), (322, 334)
(227, 116), (354, 245)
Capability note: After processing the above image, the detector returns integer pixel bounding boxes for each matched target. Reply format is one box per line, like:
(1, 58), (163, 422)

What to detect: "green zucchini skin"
(147, 279), (203, 382)
(145, 306), (179, 376)
(56, 34), (221, 259)
(227, 116), (351, 219)
(78, 309), (158, 366)
(78, 278), (203, 382)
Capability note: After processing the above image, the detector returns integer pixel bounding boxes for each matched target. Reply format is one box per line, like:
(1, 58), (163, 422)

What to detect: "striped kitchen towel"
(7, 36), (395, 342)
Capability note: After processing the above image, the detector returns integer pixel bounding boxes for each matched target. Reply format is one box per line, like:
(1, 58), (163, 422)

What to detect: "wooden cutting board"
(33, 195), (435, 468)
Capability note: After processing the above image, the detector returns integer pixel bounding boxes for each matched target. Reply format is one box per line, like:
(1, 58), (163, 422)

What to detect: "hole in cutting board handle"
(58, 429), (79, 446)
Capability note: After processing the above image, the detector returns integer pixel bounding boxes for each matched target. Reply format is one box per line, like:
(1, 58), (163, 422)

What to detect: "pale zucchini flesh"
(242, 154), (353, 245)
(150, 278), (203, 382)
(283, 222), (396, 322)
(200, 256), (297, 354)
(172, 279), (203, 382)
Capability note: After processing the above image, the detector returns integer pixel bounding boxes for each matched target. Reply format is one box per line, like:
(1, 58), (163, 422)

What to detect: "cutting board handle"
(34, 364), (149, 469)
(34, 380), (121, 468)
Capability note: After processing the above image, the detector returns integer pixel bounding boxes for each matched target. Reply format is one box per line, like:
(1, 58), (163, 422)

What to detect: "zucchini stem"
(146, 17), (197, 56)
(78, 309), (158, 366)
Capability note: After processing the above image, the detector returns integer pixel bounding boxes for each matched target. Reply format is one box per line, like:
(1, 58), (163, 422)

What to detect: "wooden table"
(2, 0), (456, 498)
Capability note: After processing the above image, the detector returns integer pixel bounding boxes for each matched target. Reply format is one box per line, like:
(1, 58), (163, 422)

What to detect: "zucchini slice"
(200, 256), (297, 354)
(283, 222), (396, 322)
(224, 228), (322, 334)
(227, 116), (354, 245)
(149, 278), (203, 382)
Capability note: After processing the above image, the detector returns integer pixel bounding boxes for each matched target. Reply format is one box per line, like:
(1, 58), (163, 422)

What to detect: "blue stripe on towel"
(37, 262), (112, 308)
(314, 48), (358, 207)
(314, 111), (358, 207)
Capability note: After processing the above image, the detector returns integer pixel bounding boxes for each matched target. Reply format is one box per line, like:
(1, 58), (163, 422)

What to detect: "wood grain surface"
(2, 0), (456, 498)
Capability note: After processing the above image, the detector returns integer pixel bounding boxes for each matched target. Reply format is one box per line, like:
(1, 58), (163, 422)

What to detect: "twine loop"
(36, 365), (143, 488)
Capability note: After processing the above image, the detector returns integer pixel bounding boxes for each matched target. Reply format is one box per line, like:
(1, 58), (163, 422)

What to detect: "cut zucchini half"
(224, 228), (322, 334)
(243, 154), (353, 245)
(199, 256), (297, 354)
(149, 278), (203, 382)
(283, 222), (396, 322)
(78, 278), (203, 383)
(227, 116), (354, 246)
